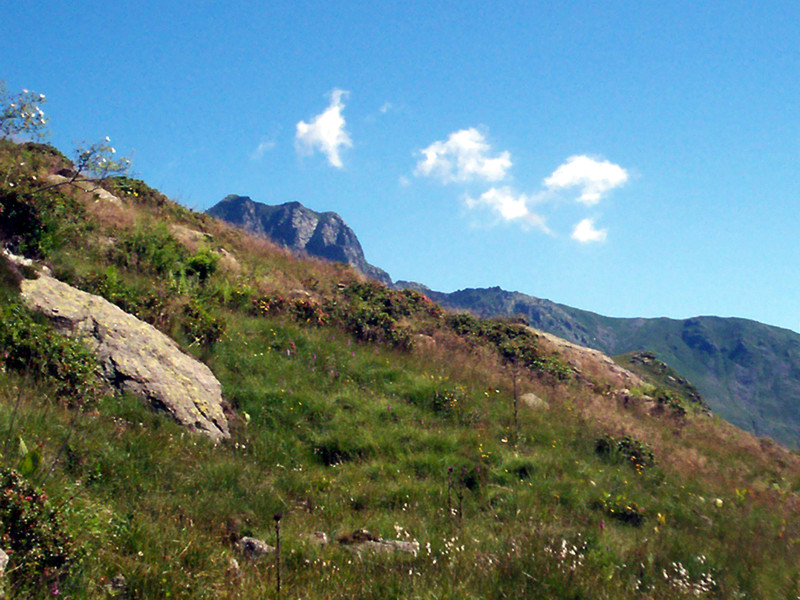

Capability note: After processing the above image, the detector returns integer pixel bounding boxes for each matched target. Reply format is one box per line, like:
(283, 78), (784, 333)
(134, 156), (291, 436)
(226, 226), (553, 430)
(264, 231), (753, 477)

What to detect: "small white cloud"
(466, 186), (549, 232)
(571, 218), (607, 243)
(544, 155), (628, 205)
(251, 139), (276, 161)
(415, 128), (512, 184)
(295, 88), (352, 168)
(379, 102), (393, 114)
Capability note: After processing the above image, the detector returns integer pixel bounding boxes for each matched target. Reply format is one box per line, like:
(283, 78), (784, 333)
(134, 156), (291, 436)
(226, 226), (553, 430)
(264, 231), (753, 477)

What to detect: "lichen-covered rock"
(357, 539), (420, 555)
(302, 531), (330, 546)
(521, 392), (547, 410)
(337, 529), (419, 555)
(20, 274), (229, 440)
(235, 536), (275, 560)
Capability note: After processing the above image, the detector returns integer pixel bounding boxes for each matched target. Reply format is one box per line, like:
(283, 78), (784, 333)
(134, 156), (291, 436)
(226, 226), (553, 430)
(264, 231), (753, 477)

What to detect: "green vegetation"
(432, 285), (800, 449)
(614, 350), (707, 411)
(1, 118), (800, 598)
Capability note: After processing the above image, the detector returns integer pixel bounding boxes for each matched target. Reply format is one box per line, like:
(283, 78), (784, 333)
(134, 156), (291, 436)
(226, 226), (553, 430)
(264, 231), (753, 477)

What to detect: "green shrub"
(595, 433), (655, 473)
(0, 301), (99, 400)
(185, 247), (219, 283)
(0, 185), (88, 259)
(105, 176), (169, 207)
(182, 300), (225, 350)
(445, 313), (571, 379)
(113, 222), (187, 278)
(0, 468), (78, 592)
(592, 491), (646, 526)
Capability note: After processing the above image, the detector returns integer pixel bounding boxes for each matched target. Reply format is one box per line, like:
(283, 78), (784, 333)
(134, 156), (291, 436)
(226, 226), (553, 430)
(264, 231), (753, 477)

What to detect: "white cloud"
(571, 218), (607, 243)
(379, 102), (393, 114)
(250, 139), (276, 161)
(415, 128), (512, 184)
(544, 155), (628, 205)
(466, 186), (549, 232)
(295, 88), (352, 168)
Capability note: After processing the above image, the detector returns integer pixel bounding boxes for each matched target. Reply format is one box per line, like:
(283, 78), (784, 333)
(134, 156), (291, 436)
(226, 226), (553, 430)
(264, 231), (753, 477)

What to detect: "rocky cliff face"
(207, 196), (391, 285)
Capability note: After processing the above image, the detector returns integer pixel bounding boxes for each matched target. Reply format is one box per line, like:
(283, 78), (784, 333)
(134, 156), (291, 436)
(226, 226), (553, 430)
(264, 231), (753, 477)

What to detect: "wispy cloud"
(465, 186), (549, 232)
(415, 128), (511, 184)
(379, 102), (393, 114)
(250, 139), (276, 161)
(571, 218), (608, 243)
(413, 128), (626, 242)
(544, 155), (628, 205)
(295, 88), (352, 168)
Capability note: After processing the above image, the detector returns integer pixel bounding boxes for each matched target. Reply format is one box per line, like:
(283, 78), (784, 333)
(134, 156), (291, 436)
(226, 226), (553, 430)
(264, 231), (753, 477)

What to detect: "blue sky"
(3, 1), (800, 331)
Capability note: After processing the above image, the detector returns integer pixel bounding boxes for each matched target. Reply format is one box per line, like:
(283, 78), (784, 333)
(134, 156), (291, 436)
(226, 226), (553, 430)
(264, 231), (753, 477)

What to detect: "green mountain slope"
(2, 138), (800, 598)
(424, 286), (800, 448)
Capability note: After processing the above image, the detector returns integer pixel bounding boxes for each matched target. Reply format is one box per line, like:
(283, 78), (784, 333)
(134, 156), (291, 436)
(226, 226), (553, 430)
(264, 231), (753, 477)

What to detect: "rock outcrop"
(337, 528), (419, 555)
(521, 392), (548, 410)
(234, 537), (275, 560)
(206, 195), (391, 285)
(534, 330), (644, 390)
(44, 173), (123, 206)
(20, 274), (229, 441)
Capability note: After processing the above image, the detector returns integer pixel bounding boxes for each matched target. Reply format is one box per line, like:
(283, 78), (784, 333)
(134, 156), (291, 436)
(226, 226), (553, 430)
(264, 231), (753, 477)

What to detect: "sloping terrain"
(1, 139), (800, 598)
(423, 285), (800, 448)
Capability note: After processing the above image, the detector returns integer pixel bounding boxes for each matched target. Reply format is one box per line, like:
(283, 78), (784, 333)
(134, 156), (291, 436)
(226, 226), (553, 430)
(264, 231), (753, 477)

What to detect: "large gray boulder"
(20, 274), (229, 441)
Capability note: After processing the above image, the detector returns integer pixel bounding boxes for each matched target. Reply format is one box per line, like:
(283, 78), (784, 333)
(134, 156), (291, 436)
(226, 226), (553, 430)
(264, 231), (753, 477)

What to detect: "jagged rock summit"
(206, 195), (391, 285)
(20, 273), (230, 441)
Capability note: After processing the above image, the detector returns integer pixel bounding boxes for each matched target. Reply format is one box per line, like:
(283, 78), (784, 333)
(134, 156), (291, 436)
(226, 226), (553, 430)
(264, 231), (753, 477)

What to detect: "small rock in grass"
(235, 536), (275, 560)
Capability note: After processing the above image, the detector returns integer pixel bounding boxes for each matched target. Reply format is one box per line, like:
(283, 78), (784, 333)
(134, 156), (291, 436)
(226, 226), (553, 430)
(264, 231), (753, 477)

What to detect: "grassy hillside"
(2, 139), (800, 598)
(429, 286), (800, 448)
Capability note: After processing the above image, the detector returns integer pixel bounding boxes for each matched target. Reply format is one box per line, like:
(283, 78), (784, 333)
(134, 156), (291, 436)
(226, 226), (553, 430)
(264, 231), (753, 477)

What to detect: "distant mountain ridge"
(409, 285), (800, 449)
(207, 195), (391, 285)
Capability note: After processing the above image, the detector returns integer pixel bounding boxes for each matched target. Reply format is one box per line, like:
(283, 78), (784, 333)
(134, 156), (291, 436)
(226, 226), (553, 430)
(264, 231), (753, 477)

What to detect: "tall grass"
(1, 139), (800, 597)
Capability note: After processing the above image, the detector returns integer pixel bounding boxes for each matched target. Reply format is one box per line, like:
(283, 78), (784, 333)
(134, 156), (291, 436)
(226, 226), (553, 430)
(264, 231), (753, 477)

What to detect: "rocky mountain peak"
(207, 195), (391, 285)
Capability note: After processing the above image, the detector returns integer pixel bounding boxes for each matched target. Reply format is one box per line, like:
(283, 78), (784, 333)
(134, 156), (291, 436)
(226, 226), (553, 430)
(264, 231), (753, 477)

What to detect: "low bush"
(595, 433), (655, 473)
(112, 221), (187, 279)
(0, 185), (89, 259)
(446, 313), (571, 379)
(0, 468), (78, 593)
(592, 491), (646, 526)
(0, 301), (99, 401)
(182, 300), (226, 350)
(105, 176), (169, 207)
(185, 247), (219, 284)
